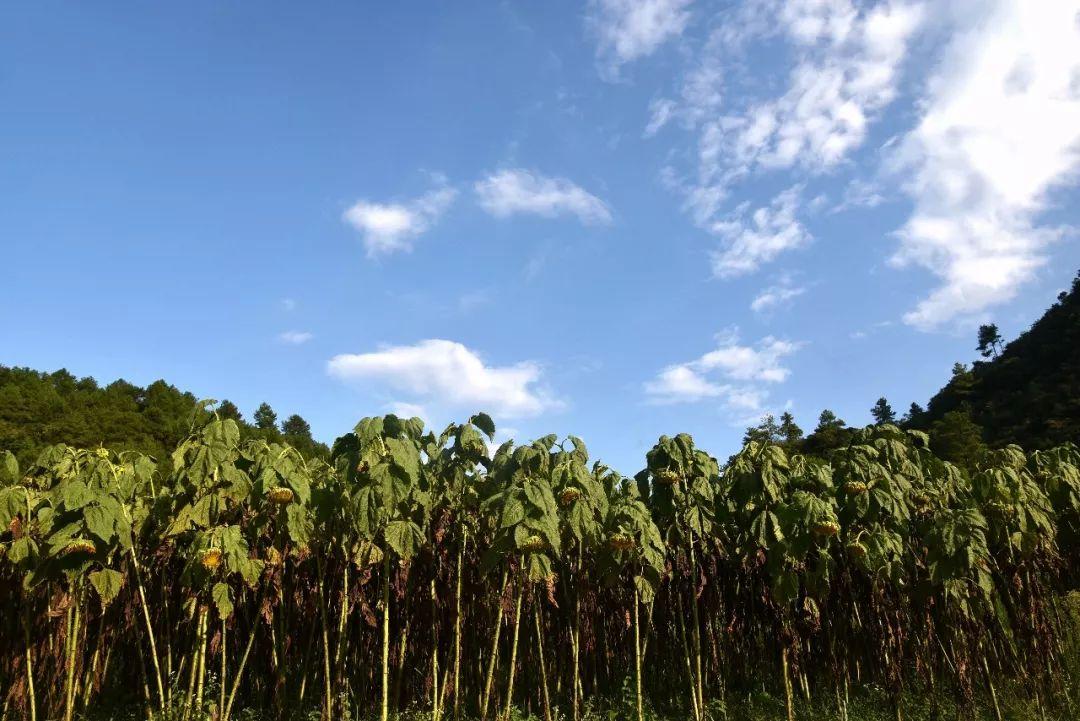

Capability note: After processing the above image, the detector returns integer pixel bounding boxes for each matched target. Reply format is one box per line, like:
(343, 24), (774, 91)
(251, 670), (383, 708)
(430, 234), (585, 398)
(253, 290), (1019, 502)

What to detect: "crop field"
(3, 410), (1080, 721)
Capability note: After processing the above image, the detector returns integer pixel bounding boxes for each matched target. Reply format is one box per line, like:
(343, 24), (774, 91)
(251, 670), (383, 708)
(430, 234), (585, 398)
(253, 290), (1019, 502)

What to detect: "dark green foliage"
(978, 323), (1004, 359)
(870, 397), (896, 425)
(0, 366), (202, 468)
(930, 409), (987, 471)
(252, 402), (278, 431)
(902, 401), (925, 426)
(217, 400), (243, 423)
(743, 414), (781, 445)
(777, 411), (803, 447)
(0, 367), (328, 467)
(919, 271), (1080, 449)
(803, 409), (853, 455)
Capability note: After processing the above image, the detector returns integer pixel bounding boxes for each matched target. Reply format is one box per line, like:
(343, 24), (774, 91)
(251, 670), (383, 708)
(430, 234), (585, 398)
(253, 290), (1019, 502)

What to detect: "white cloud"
(663, 0), (924, 232)
(644, 365), (727, 403)
(475, 169), (612, 225)
(281, 298), (297, 312)
(645, 331), (801, 417)
(830, 177), (886, 213)
(587, 0), (694, 78)
(889, 0), (1080, 329)
(278, 331), (313, 345)
(644, 97), (677, 137)
(751, 274), (808, 312)
(731, 0), (924, 172)
(342, 186), (457, 256)
(710, 186), (811, 277)
(327, 339), (563, 419)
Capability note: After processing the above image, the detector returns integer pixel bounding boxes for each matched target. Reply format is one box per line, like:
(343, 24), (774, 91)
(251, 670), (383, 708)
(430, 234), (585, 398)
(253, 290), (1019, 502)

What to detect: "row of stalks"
(2, 407), (1080, 720)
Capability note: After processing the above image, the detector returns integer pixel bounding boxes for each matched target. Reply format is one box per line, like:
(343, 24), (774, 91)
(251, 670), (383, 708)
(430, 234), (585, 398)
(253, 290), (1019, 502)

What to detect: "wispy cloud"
(659, 0), (924, 236)
(586, 0), (694, 80)
(830, 178), (886, 214)
(889, 0), (1080, 329)
(280, 298), (297, 312)
(342, 185), (457, 256)
(644, 97), (677, 137)
(751, 273), (807, 313)
(278, 331), (314, 345)
(709, 186), (811, 277)
(475, 169), (612, 225)
(645, 330), (802, 419)
(328, 339), (564, 419)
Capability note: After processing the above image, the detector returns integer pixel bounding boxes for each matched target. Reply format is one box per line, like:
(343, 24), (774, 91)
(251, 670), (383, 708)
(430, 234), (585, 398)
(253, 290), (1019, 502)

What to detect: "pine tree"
(217, 400), (243, 423)
(902, 402), (925, 427)
(253, 402), (278, 430)
(743, 414), (781, 445)
(977, 323), (1004, 359)
(777, 412), (803, 448)
(281, 413), (312, 439)
(870, 397), (896, 425)
(803, 410), (851, 454)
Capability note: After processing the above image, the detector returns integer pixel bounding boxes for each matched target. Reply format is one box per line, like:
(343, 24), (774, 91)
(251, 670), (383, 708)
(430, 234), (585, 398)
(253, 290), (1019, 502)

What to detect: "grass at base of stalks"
(74, 683), (1080, 721)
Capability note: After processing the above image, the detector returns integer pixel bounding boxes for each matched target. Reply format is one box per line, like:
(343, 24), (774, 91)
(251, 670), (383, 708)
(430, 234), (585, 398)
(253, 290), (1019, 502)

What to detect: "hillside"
(0, 366), (328, 467)
(916, 270), (1080, 449)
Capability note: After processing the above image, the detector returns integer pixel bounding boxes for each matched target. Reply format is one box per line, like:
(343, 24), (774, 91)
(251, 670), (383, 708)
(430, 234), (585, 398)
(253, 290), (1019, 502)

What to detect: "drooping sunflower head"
(846, 542), (868, 559)
(522, 535), (546, 553)
(200, 548), (223, 570)
(655, 469), (681, 486)
(268, 487), (295, 506)
(60, 539), (97, 557)
(559, 488), (582, 506)
(812, 520), (841, 538)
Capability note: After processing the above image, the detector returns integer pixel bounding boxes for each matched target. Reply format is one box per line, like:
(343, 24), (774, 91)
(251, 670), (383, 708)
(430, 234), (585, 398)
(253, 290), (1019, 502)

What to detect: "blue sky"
(3, 1), (1079, 473)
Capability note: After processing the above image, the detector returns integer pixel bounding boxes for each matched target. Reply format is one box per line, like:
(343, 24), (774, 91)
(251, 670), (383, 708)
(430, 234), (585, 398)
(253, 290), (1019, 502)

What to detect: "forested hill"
(914, 270), (1080, 450)
(0, 366), (328, 467)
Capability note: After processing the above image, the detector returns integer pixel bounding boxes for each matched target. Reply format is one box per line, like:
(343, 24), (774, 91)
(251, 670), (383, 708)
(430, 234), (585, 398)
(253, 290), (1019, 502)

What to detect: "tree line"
(744, 271), (1080, 473)
(0, 366), (329, 468)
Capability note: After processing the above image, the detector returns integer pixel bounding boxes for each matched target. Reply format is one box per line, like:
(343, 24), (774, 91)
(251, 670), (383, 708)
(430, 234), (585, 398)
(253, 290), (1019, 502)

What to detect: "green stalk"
(194, 608), (210, 715)
(218, 616), (227, 719)
(127, 517), (166, 711)
(318, 566), (333, 721)
(23, 601), (36, 721)
(480, 568), (509, 721)
(381, 551), (392, 721)
(393, 609), (412, 709)
(223, 594), (262, 721)
(676, 590), (700, 721)
(688, 532), (704, 714)
(79, 614), (106, 710)
(432, 577), (442, 721)
(982, 654), (1003, 721)
(534, 605), (552, 721)
(181, 607), (206, 721)
(571, 543), (582, 721)
(334, 544), (351, 711)
(782, 646), (794, 721)
(634, 588), (644, 721)
(63, 588), (82, 721)
(501, 580), (524, 721)
(452, 527), (467, 720)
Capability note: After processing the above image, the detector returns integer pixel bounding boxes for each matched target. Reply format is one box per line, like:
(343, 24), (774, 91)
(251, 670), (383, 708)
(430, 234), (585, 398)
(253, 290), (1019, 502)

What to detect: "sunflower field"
(2, 406), (1080, 721)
